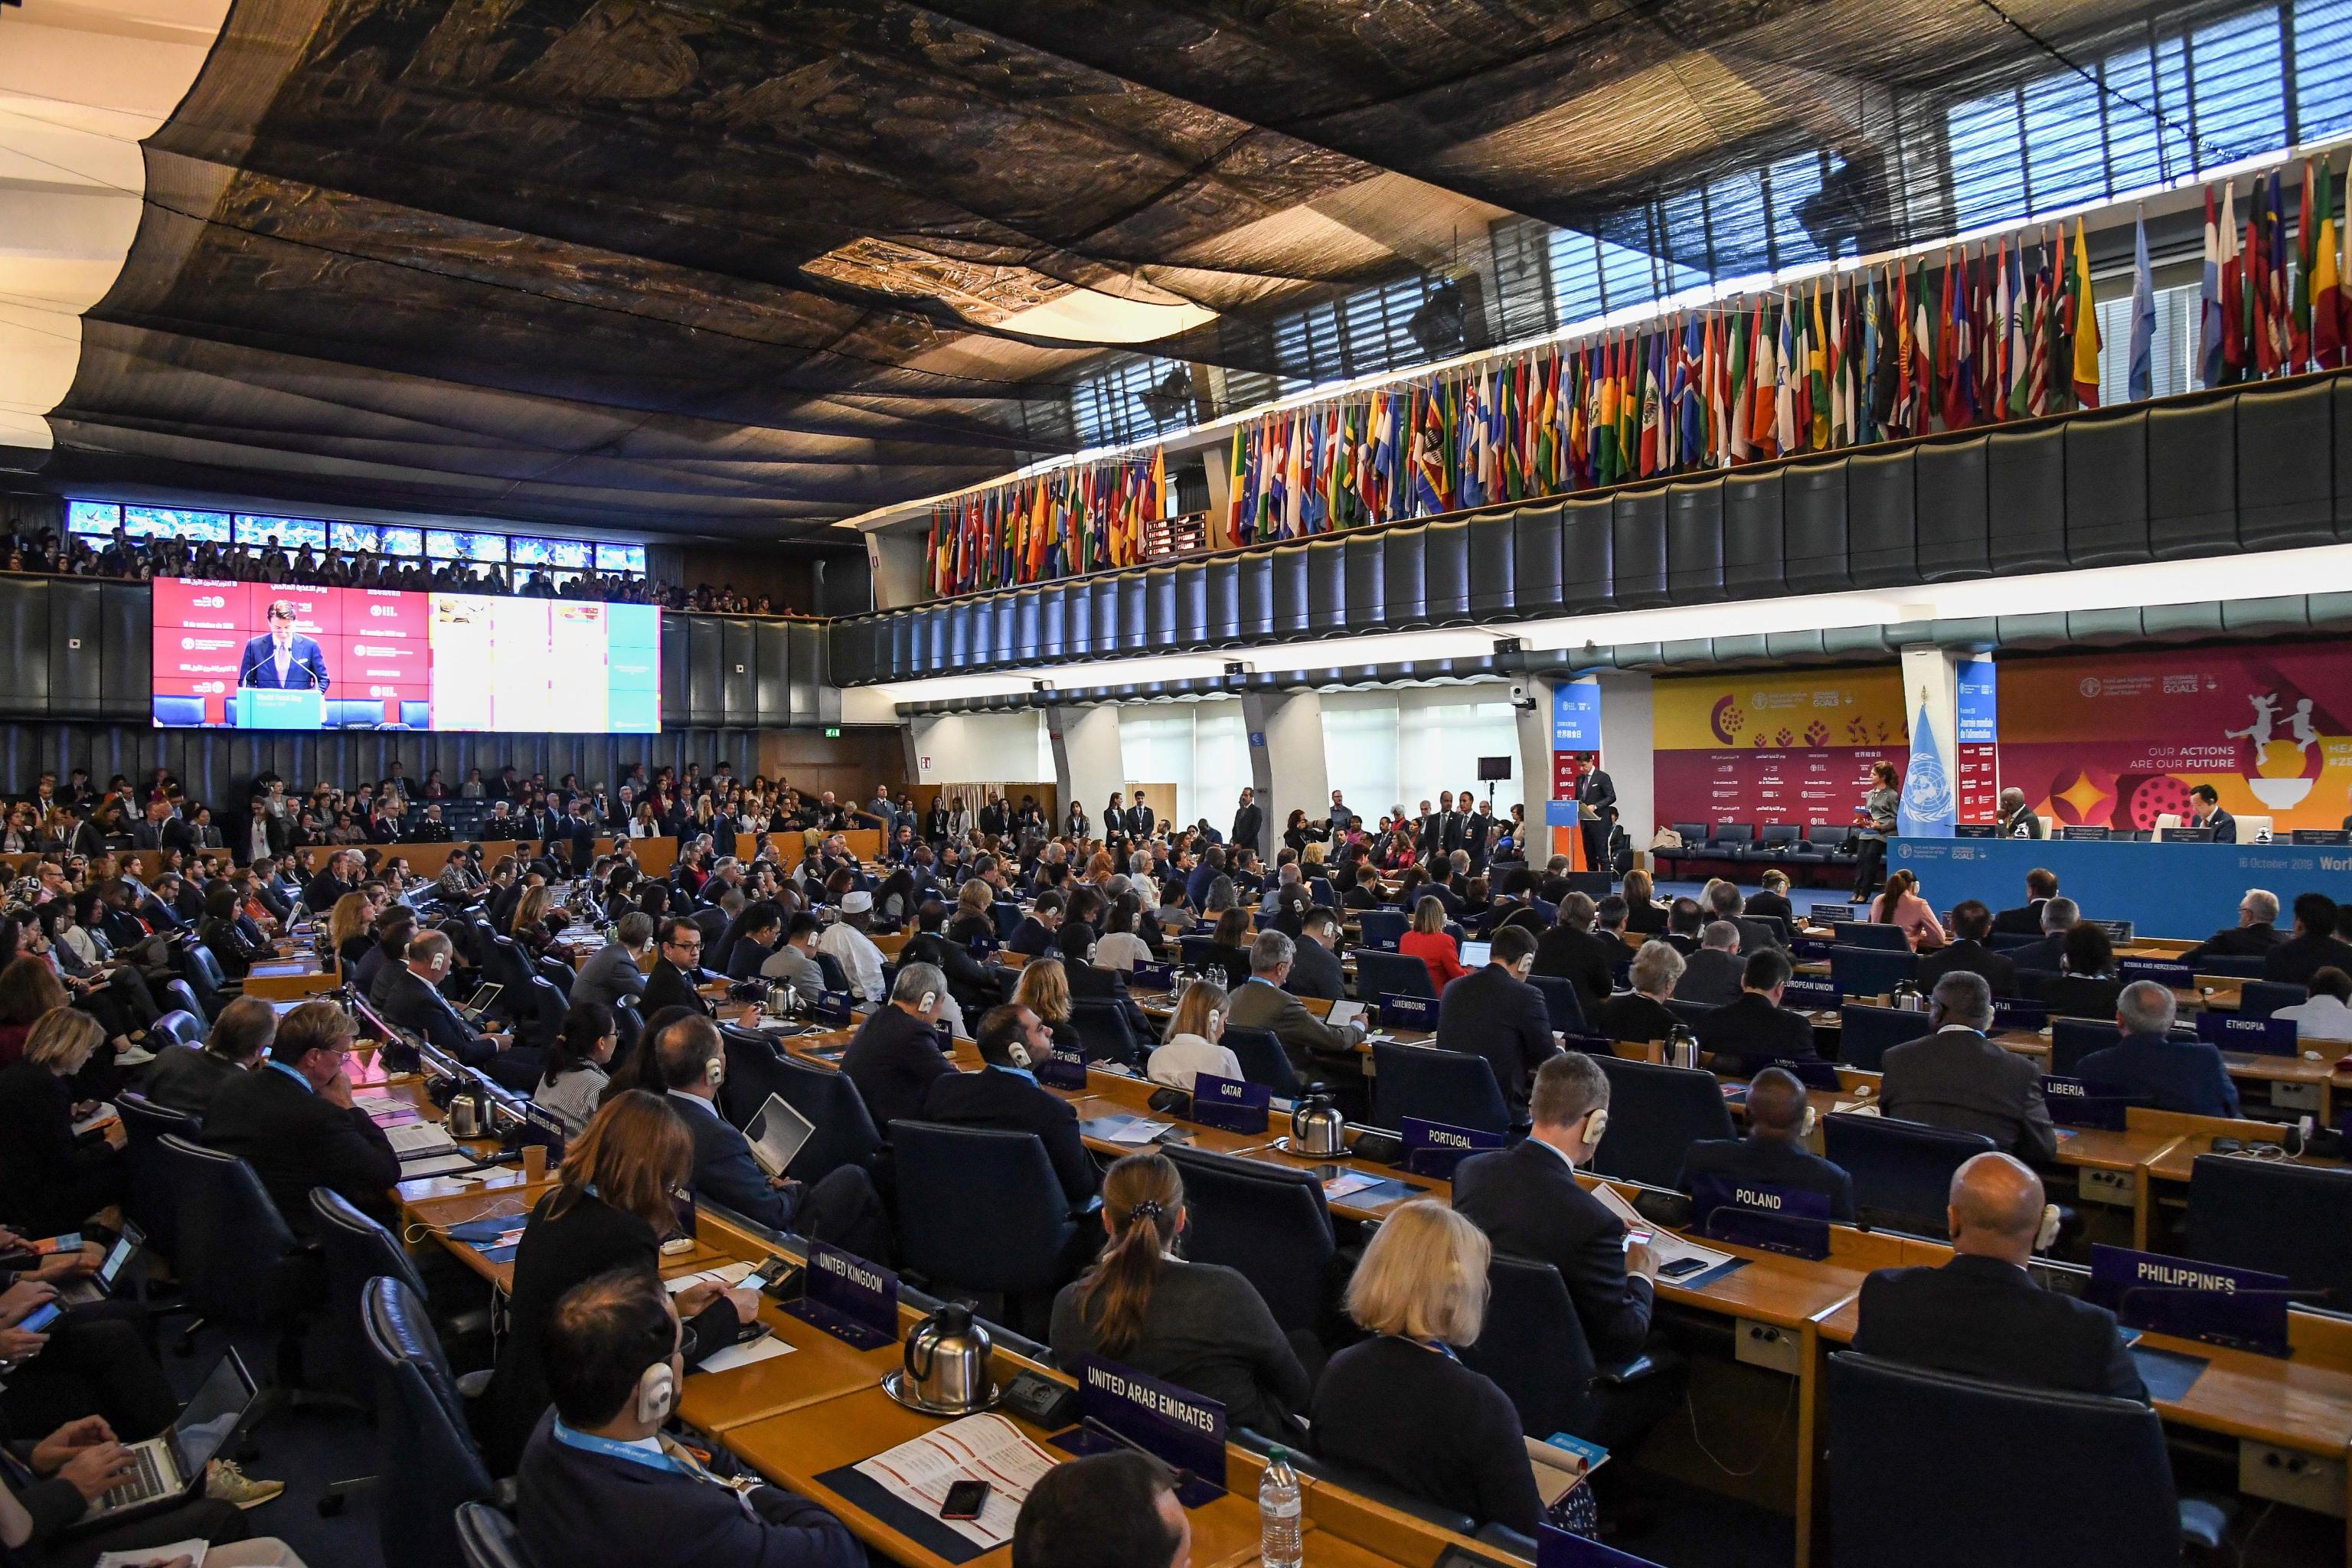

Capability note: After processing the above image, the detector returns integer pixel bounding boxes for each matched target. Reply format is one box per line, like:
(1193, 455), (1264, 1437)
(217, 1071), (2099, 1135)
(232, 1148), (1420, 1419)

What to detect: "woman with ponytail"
(1049, 1152), (1315, 1439)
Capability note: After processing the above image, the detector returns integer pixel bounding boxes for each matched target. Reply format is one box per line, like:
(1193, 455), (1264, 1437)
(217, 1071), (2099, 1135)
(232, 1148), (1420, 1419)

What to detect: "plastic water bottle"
(1259, 1447), (1303, 1568)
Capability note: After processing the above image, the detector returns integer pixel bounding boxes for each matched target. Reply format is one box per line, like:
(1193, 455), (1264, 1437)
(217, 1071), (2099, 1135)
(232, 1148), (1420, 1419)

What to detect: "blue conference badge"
(1688, 1178), (1831, 1259)
(1378, 993), (1439, 1032)
(2087, 1245), (2292, 1357)
(1400, 1116), (1504, 1178)
(1187, 1073), (1270, 1134)
(2195, 1011), (2297, 1057)
(781, 1240), (899, 1348)
(1896, 695), (1955, 838)
(1057, 1356), (1228, 1504)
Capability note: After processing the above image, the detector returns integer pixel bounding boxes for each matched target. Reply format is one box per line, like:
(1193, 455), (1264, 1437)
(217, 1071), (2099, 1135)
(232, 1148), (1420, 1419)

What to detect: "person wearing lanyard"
(517, 1269), (863, 1568)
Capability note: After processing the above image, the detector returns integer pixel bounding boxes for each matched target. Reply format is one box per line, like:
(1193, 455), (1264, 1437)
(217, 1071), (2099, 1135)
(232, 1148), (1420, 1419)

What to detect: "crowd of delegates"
(0, 519), (805, 615)
(8, 759), (2351, 1565)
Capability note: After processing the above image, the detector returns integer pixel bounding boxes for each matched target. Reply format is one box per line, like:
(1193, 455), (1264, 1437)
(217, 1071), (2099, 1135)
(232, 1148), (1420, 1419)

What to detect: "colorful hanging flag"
(2127, 209), (2154, 403)
(2069, 219), (2102, 407)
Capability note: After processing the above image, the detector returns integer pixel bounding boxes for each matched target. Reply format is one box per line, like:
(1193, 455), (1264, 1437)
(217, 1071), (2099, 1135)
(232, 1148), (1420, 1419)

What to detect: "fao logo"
(1897, 842), (1913, 860)
(181, 636), (194, 651)
(371, 605), (394, 617)
(2079, 678), (2102, 697)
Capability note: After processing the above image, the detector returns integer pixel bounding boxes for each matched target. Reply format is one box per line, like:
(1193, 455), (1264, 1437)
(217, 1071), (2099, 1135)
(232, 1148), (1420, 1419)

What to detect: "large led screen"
(152, 578), (659, 732)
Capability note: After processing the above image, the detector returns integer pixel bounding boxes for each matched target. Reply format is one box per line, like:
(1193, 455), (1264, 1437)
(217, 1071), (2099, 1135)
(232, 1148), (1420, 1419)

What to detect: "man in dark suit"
(1854, 1152), (2145, 1400)
(573, 913), (655, 1012)
(2076, 982), (2240, 1117)
(516, 1269), (866, 1568)
(923, 1005), (1099, 1210)
(1413, 798), (1440, 865)
(1128, 792), (1155, 843)
(977, 791), (1008, 840)
(1575, 762), (1616, 875)
(1704, 879), (1785, 956)
(2262, 893), (2352, 985)
(2183, 889), (2286, 963)
(1282, 909), (1348, 1001)
(1914, 900), (2020, 997)
(1007, 891), (1063, 957)
(1677, 1067), (1856, 1220)
(374, 929), (516, 1076)
(1674, 923), (1747, 1007)
(201, 999), (399, 1231)
(2005, 895), (2077, 976)
(1461, 797), (1493, 876)
(1438, 791), (1465, 861)
(656, 1014), (884, 1247)
(1991, 868), (2059, 938)
(1996, 787), (2044, 841)
(1431, 926), (1560, 1119)
(302, 848), (362, 916)
(130, 799), (194, 855)
(1452, 1052), (1659, 1369)
(840, 962), (958, 1132)
(641, 914), (717, 1018)
(1530, 893), (1615, 1018)
(1880, 972), (2057, 1160)
(1230, 788), (1263, 860)
(1694, 949), (1820, 1073)
(1227, 931), (1366, 1083)
(235, 599), (332, 693)
(2186, 784), (2238, 844)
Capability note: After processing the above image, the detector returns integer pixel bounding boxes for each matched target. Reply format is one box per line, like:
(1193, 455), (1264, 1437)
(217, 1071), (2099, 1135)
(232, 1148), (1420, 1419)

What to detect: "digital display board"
(151, 578), (658, 733)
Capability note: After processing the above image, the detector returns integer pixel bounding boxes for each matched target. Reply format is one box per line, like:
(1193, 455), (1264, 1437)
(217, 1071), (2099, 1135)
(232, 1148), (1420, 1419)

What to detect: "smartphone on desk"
(941, 1480), (991, 1520)
(1658, 1256), (1710, 1281)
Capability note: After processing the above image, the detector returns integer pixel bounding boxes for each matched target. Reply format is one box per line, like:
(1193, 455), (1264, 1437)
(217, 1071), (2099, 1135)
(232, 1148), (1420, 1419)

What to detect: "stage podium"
(234, 688), (326, 730)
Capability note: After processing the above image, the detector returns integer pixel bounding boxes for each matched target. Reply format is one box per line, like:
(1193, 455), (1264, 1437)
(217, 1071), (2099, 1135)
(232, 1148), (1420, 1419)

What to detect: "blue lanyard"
(1384, 1334), (1461, 1363)
(264, 1060), (313, 1093)
(550, 1420), (684, 1475)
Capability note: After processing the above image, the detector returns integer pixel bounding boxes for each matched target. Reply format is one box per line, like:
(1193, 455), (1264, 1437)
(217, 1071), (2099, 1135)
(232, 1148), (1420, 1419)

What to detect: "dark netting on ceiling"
(38, 0), (2318, 537)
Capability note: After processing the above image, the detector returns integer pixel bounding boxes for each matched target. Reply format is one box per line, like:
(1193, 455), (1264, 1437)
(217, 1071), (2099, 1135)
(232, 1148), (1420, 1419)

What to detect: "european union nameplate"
(1781, 977), (1840, 1010)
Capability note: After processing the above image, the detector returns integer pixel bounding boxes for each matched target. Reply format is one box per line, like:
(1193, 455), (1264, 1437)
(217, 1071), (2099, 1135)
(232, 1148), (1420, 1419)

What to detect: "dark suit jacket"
(1991, 900), (2048, 937)
(1676, 1135), (1856, 1221)
(141, 1046), (248, 1117)
(642, 957), (715, 1018)
(1282, 937), (1347, 1001)
(1530, 926), (1615, 1015)
(1230, 804), (1263, 853)
(2040, 974), (2124, 1021)
(2007, 933), (2064, 975)
(1916, 939), (2020, 998)
(2184, 923), (2285, 962)
(1880, 1028), (2057, 1161)
(516, 1410), (864, 1568)
(201, 1060), (399, 1231)
(1854, 1254), (2147, 1400)
(0, 1063), (123, 1236)
(1743, 890), (1795, 926)
(1431, 964), (1560, 1116)
(237, 632), (330, 691)
(840, 1006), (956, 1134)
(302, 872), (356, 915)
(900, 931), (1001, 1016)
(2262, 933), (2352, 985)
(1694, 991), (1819, 1073)
(922, 1066), (1099, 1210)
(1589, 991), (1679, 1046)
(1008, 917), (1056, 957)
(2075, 1033), (2240, 1118)
(1576, 769), (1616, 815)
(1452, 1139), (1653, 1363)
(375, 964), (497, 1068)
(1674, 948), (1746, 1007)
(668, 1090), (799, 1231)
(1309, 1336), (1540, 1538)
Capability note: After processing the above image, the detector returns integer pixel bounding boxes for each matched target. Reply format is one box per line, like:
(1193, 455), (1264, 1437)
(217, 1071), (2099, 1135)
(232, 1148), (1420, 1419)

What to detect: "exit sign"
(824, 726), (841, 738)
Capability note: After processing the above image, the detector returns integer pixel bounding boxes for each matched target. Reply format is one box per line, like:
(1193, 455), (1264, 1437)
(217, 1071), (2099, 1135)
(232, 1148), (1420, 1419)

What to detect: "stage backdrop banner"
(1654, 669), (1908, 829)
(1999, 646), (2352, 834)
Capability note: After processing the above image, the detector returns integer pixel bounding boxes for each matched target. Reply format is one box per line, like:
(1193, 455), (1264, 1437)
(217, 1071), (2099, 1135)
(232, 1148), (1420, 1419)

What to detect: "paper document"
(1831, 1101), (1881, 1117)
(664, 1262), (756, 1295)
(1325, 1001), (1367, 1031)
(1321, 1171), (1383, 1200)
(396, 1152), (485, 1179)
(851, 1413), (1061, 1551)
(1589, 1180), (1735, 1276)
(695, 1335), (795, 1374)
(70, 1102), (118, 1138)
(1085, 1116), (1173, 1145)
(1525, 1436), (1603, 1506)
(387, 1122), (459, 1157)
(96, 1541), (209, 1568)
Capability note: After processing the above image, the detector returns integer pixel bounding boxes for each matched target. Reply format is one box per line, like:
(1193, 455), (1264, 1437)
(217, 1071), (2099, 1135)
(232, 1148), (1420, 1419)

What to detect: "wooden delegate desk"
(240, 952), (339, 1001)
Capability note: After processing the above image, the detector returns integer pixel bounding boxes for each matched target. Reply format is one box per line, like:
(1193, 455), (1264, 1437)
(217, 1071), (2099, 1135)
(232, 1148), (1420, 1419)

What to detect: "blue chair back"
(115, 1090), (197, 1260)
(2050, 1018), (2122, 1077)
(760, 1051), (884, 1181)
(1356, 910), (1408, 951)
(1830, 945), (1921, 997)
(1462, 1254), (1599, 1438)
(364, 1276), (496, 1568)
(1822, 1116), (1995, 1234)
(1589, 1056), (1736, 1189)
(2237, 980), (2309, 1021)
(155, 1134), (298, 1329)
(2189, 953), (2266, 978)
(1070, 999), (1142, 1064)
(456, 1502), (541, 1568)
(815, 951), (851, 993)
(890, 1121), (1078, 1295)
(153, 1009), (205, 1049)
(1832, 920), (1912, 951)
(310, 1187), (430, 1412)
(1178, 933), (1217, 968)
(1370, 1041), (1511, 1135)
(1357, 949), (1436, 1001)
(1838, 1004), (1928, 1071)
(1309, 878), (1336, 907)
(993, 902), (1025, 942)
(2183, 1156), (2352, 1305)
(1827, 1351), (2183, 1568)
(1528, 975), (1586, 1035)
(1163, 1146), (1335, 1334)
(1221, 1024), (1302, 1094)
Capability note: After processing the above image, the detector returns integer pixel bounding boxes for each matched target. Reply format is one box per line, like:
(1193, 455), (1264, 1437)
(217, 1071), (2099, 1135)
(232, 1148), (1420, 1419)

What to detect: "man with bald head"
(1675, 1067), (1855, 1221)
(1854, 1153), (2146, 1400)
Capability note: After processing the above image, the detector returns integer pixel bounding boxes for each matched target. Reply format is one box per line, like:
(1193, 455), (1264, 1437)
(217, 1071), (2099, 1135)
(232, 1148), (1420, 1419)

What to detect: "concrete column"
(1511, 675), (1553, 818)
(1597, 671), (1655, 854)
(1048, 704), (1125, 823)
(1242, 691), (1328, 855)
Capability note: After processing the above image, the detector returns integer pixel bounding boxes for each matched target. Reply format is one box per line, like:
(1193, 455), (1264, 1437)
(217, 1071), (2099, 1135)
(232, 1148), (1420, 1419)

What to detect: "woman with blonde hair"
(477, 1089), (756, 1472)
(1014, 956), (1081, 1054)
(509, 882), (557, 957)
(1050, 1152), (1313, 1438)
(328, 890), (374, 968)
(0, 1008), (124, 1233)
(1308, 1200), (1540, 1535)
(1147, 978), (1242, 1090)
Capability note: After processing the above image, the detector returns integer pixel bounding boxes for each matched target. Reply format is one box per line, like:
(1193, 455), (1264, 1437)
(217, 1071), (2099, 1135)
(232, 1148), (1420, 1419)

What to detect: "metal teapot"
(1291, 1083), (1347, 1157)
(1666, 1023), (1700, 1070)
(902, 1302), (995, 1414)
(1892, 979), (1925, 1012)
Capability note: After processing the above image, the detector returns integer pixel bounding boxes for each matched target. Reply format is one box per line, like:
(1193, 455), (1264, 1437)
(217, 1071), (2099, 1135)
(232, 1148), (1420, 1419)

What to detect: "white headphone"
(1580, 1106), (1609, 1146)
(705, 1055), (724, 1089)
(920, 990), (938, 1014)
(635, 1358), (676, 1425)
(1799, 1105), (1819, 1138)
(2034, 1204), (2062, 1253)
(1007, 1040), (1034, 1069)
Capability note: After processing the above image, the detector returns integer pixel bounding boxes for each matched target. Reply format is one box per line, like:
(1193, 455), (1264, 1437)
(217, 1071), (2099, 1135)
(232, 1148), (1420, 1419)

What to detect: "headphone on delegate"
(1799, 1104), (1819, 1138)
(1580, 1106), (1609, 1147)
(635, 1352), (677, 1426)
(2034, 1204), (2062, 1253)
(705, 1054), (724, 1089)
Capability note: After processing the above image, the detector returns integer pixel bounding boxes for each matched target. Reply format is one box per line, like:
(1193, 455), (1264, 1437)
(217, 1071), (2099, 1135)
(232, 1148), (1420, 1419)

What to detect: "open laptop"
(55, 1221), (142, 1307)
(744, 1093), (816, 1181)
(1457, 939), (1491, 969)
(80, 1349), (257, 1524)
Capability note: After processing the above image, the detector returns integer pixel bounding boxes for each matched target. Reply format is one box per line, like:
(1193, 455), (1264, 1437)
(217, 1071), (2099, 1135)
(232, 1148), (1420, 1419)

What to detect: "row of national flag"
(926, 449), (1163, 596)
(928, 155), (2352, 597)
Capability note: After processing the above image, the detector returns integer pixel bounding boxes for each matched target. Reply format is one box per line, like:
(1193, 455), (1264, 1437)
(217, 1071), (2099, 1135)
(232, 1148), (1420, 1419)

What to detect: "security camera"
(1508, 682), (1537, 713)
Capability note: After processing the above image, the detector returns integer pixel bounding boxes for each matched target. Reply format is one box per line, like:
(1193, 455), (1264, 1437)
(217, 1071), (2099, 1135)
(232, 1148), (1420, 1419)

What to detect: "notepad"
(70, 1103), (119, 1138)
(387, 1122), (459, 1158)
(96, 1540), (210, 1568)
(695, 1334), (795, 1374)
(850, 1416), (1060, 1552)
(1080, 1115), (1173, 1145)
(397, 1152), (487, 1179)
(665, 1262), (756, 1295)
